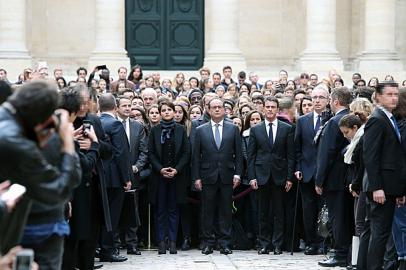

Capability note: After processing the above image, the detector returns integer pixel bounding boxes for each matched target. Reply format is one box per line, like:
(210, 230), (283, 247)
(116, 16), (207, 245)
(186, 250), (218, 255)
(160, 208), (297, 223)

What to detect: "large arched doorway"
(125, 0), (204, 70)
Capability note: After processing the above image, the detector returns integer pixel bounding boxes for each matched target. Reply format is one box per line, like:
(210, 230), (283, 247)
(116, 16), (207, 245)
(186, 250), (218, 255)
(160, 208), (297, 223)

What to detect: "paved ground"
(101, 249), (346, 270)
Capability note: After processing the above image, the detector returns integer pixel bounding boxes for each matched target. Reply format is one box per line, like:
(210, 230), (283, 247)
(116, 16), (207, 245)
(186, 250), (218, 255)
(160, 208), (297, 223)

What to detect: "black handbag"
(317, 204), (331, 238)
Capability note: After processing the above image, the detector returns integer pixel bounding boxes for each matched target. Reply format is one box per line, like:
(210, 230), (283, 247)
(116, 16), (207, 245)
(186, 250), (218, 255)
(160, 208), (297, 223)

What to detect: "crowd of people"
(0, 64), (406, 270)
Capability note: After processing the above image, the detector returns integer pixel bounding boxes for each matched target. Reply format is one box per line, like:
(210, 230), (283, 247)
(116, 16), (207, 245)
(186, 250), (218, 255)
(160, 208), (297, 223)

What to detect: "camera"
(13, 249), (34, 270)
(82, 120), (92, 137)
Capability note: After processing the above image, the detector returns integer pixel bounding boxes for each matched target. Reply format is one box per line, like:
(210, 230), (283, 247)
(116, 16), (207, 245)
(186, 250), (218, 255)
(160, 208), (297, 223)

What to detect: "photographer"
(61, 87), (101, 270)
(20, 88), (85, 270)
(0, 81), (80, 254)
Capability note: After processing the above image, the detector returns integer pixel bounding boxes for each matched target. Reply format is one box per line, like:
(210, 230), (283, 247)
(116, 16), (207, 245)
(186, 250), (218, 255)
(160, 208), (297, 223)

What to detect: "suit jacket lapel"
(308, 112), (316, 136)
(274, 120), (283, 148)
(206, 123), (218, 150)
(219, 122), (229, 150)
(261, 121), (272, 149)
(129, 120), (137, 152)
(377, 109), (400, 142)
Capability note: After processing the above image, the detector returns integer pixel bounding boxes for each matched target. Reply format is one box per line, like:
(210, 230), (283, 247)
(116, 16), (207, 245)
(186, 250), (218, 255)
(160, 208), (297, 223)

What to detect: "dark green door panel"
(125, 0), (204, 70)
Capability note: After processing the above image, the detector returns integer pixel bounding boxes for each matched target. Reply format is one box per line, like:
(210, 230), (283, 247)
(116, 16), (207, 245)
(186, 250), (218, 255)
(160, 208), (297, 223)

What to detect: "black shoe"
(99, 253), (128, 262)
(169, 241), (177, 254)
(202, 246), (213, 255)
(181, 237), (191, 251)
(158, 241), (166, 255)
(94, 263), (103, 269)
(346, 265), (356, 270)
(274, 246), (282, 255)
(220, 247), (233, 255)
(95, 248), (100, 258)
(304, 246), (318, 255)
(258, 247), (270, 255)
(198, 242), (205, 250)
(127, 247), (141, 255)
(318, 257), (347, 267)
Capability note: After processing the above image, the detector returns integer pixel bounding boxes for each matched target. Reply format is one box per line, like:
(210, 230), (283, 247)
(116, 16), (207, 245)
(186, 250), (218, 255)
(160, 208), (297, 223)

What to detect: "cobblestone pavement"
(101, 249), (346, 270)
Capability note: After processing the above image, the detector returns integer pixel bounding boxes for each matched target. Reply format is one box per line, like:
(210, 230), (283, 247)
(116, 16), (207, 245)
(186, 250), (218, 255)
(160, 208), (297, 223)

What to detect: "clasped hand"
(160, 167), (177, 179)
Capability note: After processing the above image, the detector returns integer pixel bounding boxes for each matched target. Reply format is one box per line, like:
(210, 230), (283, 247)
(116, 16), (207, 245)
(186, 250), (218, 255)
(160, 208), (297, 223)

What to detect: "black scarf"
(160, 119), (175, 144)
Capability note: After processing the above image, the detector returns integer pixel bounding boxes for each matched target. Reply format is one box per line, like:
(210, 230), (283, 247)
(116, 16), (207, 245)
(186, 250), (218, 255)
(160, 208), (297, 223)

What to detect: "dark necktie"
(269, 123), (273, 148)
(390, 116), (401, 142)
(214, 123), (221, 149)
(315, 115), (321, 132)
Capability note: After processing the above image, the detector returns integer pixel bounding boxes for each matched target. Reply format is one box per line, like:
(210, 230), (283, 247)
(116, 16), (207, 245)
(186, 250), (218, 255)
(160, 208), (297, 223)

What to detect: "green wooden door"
(126, 0), (204, 70)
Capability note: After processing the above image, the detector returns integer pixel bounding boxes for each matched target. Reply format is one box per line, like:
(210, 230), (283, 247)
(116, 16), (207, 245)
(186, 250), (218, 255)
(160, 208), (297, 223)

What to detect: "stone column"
(0, 0), (32, 80)
(296, 0), (343, 72)
(357, 0), (403, 71)
(88, 0), (130, 74)
(203, 0), (246, 72)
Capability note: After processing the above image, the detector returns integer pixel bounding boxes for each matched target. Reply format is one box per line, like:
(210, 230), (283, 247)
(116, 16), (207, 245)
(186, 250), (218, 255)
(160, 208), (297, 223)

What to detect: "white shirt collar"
(211, 119), (224, 127)
(378, 105), (393, 119)
(264, 118), (278, 126)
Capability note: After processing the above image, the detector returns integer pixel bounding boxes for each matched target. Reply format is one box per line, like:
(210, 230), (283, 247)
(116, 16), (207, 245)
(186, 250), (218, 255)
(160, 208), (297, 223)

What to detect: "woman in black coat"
(148, 100), (190, 254)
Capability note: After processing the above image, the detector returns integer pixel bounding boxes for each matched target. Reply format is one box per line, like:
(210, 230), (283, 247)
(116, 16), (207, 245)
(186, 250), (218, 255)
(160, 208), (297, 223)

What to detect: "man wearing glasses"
(294, 85), (329, 256)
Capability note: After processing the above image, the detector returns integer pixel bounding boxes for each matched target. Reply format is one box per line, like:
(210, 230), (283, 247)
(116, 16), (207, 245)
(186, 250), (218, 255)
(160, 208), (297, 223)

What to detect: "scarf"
(160, 119), (175, 144)
(344, 124), (365, 164)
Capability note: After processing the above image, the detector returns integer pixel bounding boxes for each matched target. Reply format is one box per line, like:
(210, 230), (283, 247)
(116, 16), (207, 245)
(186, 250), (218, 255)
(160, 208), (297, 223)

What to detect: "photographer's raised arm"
(0, 136), (80, 205)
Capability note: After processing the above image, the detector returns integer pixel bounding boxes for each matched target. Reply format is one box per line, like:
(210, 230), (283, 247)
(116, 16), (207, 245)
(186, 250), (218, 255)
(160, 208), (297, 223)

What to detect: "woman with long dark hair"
(148, 101), (190, 254)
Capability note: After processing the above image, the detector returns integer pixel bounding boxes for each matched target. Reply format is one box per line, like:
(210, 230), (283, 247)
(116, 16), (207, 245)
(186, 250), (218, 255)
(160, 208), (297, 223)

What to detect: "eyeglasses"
(311, 96), (327, 100)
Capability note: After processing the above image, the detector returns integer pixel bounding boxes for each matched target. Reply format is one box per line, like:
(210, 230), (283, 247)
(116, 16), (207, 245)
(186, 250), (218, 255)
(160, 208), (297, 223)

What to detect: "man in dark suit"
(99, 94), (132, 262)
(315, 87), (353, 267)
(358, 81), (406, 270)
(192, 98), (242, 255)
(247, 96), (295, 255)
(116, 96), (148, 256)
(294, 85), (329, 255)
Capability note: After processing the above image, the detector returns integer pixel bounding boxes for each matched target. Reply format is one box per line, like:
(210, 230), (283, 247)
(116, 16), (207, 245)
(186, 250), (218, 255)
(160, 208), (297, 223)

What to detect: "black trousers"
(100, 188), (125, 254)
(357, 195), (396, 270)
(201, 180), (233, 248)
(258, 180), (284, 249)
(300, 179), (322, 247)
(325, 190), (353, 259)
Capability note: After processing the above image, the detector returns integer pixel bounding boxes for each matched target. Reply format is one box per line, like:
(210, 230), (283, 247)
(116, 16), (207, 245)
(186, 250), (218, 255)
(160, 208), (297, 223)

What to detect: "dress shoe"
(219, 247), (233, 255)
(304, 246), (319, 255)
(346, 265), (356, 270)
(127, 247), (141, 255)
(99, 253), (128, 262)
(94, 263), (103, 269)
(274, 246), (282, 255)
(318, 257), (347, 267)
(158, 241), (166, 255)
(201, 246), (213, 255)
(198, 242), (205, 250)
(258, 247), (270, 255)
(181, 237), (191, 251)
(95, 248), (100, 258)
(169, 241), (177, 254)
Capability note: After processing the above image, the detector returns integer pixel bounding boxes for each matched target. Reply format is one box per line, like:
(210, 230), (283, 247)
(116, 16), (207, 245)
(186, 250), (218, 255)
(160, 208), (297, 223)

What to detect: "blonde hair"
(349, 98), (374, 120)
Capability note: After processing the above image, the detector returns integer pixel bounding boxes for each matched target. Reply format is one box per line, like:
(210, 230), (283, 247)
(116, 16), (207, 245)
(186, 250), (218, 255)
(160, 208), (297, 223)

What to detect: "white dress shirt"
(314, 112), (321, 129)
(117, 116), (130, 143)
(211, 119), (223, 142)
(264, 118), (278, 143)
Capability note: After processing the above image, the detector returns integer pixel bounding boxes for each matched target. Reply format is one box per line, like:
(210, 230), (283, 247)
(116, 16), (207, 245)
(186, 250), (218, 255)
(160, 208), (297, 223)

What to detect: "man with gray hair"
(140, 88), (157, 110)
(316, 87), (353, 267)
